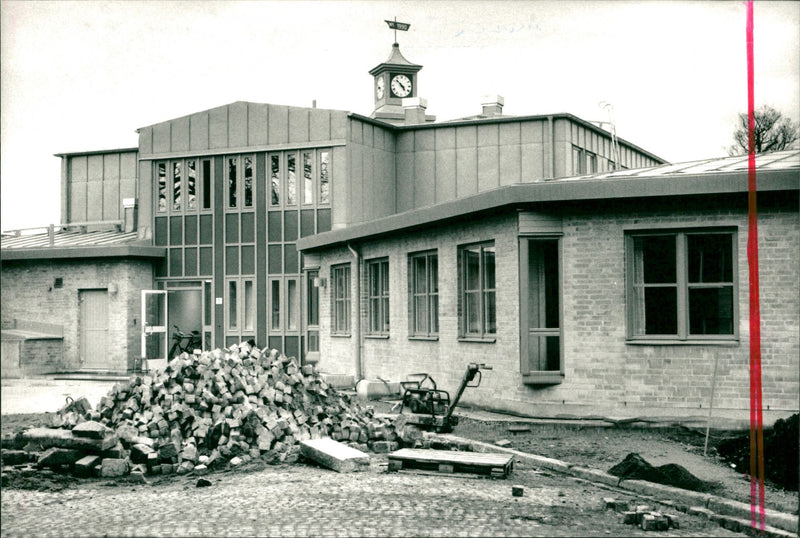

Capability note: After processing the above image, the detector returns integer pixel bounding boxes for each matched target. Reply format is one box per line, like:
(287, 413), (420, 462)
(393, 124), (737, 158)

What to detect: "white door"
(141, 290), (168, 369)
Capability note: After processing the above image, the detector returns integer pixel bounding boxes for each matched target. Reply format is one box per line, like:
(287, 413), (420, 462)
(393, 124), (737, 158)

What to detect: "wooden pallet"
(387, 448), (514, 478)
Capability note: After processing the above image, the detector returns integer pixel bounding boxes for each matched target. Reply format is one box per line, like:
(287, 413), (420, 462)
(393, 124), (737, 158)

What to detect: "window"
(409, 251), (438, 338)
(227, 157), (237, 208)
(520, 238), (562, 381)
(243, 156), (253, 208)
(572, 146), (585, 175)
(172, 162), (182, 211)
(227, 277), (255, 343)
(367, 258), (389, 335)
(586, 152), (597, 174)
(202, 160), (212, 210)
(157, 163), (167, 212)
(287, 153), (297, 205)
(627, 230), (736, 341)
(307, 270), (320, 353)
(319, 151), (330, 205)
(302, 151), (313, 205)
(459, 242), (496, 339)
(271, 280), (281, 330)
(332, 264), (351, 335)
(270, 154), (280, 206)
(187, 160), (197, 210)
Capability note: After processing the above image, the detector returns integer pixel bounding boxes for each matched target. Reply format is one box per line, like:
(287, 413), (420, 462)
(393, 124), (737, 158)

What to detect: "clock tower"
(369, 43), (427, 123)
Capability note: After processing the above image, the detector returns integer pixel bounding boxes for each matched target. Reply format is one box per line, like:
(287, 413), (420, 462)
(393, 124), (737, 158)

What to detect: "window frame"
(408, 250), (439, 339)
(366, 257), (390, 337)
(625, 228), (739, 344)
(331, 263), (351, 336)
(458, 241), (497, 342)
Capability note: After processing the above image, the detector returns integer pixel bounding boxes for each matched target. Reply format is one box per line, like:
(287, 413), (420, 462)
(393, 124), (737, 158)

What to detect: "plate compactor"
(398, 363), (492, 433)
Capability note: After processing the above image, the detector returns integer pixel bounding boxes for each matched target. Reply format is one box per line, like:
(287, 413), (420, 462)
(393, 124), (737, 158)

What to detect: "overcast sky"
(2, 0), (798, 231)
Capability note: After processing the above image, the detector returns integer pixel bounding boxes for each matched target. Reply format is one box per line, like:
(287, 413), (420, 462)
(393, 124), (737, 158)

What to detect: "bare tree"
(728, 105), (799, 155)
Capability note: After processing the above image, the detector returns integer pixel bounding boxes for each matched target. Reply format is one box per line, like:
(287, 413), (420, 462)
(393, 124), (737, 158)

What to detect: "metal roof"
(297, 150), (799, 252)
(1, 230), (142, 250)
(564, 149), (799, 182)
(0, 228), (166, 261)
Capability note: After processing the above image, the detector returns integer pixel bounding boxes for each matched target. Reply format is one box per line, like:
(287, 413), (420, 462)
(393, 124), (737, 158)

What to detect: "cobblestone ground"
(1, 459), (741, 537)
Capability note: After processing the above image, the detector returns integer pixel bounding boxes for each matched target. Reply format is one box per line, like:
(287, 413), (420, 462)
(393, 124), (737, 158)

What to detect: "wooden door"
(80, 289), (109, 369)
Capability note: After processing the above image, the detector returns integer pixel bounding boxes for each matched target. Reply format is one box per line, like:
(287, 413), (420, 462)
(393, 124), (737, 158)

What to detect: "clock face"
(390, 74), (412, 98)
(376, 77), (385, 99)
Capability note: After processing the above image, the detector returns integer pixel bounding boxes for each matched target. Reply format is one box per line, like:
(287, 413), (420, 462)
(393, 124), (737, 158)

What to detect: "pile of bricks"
(604, 498), (680, 532)
(2, 343), (417, 481)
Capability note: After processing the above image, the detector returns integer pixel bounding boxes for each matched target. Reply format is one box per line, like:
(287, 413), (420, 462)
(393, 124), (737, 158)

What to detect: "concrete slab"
(300, 437), (369, 472)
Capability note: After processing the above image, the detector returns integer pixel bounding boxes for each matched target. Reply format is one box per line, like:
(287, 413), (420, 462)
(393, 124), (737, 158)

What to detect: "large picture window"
(367, 258), (390, 335)
(332, 264), (351, 335)
(627, 230), (736, 341)
(409, 251), (438, 338)
(459, 242), (496, 339)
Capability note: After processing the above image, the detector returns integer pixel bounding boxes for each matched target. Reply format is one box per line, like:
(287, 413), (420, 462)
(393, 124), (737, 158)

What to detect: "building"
(2, 42), (797, 426)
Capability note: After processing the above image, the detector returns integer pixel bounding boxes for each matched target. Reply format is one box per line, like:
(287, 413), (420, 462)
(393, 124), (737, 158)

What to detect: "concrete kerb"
(435, 434), (798, 536)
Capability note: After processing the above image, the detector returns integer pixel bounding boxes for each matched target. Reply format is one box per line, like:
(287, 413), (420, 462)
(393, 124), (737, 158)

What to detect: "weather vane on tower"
(385, 17), (410, 45)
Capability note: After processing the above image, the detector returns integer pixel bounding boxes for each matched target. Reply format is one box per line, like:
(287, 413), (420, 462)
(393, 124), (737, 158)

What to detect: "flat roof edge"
(297, 169), (798, 251)
(54, 147), (139, 158)
(1, 245), (166, 261)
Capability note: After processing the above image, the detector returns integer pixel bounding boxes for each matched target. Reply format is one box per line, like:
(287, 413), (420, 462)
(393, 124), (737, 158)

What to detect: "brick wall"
(1, 258), (154, 372)
(317, 213), (523, 404)
(314, 194), (799, 423)
(20, 338), (63, 375)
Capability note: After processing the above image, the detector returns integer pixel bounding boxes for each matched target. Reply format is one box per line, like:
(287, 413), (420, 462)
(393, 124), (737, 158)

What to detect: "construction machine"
(398, 363), (492, 433)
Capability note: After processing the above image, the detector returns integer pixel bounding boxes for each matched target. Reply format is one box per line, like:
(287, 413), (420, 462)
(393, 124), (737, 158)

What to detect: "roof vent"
(481, 94), (504, 116)
(403, 97), (427, 125)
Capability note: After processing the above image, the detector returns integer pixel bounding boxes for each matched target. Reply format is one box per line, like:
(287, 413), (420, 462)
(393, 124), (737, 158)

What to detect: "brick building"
(2, 42), (797, 425)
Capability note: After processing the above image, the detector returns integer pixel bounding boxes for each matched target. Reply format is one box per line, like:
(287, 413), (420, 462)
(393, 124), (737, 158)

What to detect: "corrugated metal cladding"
(66, 151), (137, 223)
(344, 114), (665, 226)
(138, 102), (349, 156)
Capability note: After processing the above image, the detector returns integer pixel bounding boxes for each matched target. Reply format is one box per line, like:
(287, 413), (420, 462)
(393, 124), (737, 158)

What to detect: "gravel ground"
(2, 409), (796, 518)
(1, 456), (743, 537)
(450, 416), (799, 515)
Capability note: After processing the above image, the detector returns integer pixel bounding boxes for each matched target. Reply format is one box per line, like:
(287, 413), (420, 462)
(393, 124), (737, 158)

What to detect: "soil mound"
(608, 452), (713, 492)
(716, 413), (798, 491)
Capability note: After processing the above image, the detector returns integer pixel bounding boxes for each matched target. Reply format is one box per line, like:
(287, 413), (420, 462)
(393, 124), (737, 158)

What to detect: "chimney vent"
(481, 94), (505, 116)
(122, 198), (137, 233)
(403, 97), (427, 125)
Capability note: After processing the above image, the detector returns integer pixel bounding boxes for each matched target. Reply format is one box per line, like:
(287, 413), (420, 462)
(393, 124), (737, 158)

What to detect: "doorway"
(80, 289), (109, 370)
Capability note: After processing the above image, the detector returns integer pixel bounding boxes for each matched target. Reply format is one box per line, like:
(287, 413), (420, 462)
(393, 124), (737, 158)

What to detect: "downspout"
(547, 115), (556, 179)
(347, 243), (363, 381)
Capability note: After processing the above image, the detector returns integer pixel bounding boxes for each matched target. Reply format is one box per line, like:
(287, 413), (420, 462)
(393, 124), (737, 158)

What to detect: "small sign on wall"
(215, 297), (223, 305)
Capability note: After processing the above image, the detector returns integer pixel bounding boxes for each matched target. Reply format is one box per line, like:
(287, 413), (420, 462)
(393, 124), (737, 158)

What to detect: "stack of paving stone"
(3, 342), (417, 480)
(604, 499), (680, 532)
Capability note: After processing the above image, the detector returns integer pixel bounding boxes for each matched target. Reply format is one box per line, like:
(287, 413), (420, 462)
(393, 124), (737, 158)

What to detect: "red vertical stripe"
(745, 1), (766, 531)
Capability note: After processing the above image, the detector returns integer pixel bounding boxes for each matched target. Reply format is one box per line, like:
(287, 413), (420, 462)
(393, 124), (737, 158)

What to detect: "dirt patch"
(450, 416), (798, 515)
(1, 413), (52, 436)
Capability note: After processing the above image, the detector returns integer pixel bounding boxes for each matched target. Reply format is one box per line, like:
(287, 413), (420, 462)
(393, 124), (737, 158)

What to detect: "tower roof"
(369, 43), (422, 75)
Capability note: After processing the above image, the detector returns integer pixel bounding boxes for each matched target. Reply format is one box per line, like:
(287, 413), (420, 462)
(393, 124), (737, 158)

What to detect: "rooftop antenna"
(385, 17), (410, 45)
(598, 101), (621, 170)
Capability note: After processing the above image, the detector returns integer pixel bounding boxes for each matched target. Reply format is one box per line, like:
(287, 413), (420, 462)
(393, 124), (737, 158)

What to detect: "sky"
(1, 0), (798, 231)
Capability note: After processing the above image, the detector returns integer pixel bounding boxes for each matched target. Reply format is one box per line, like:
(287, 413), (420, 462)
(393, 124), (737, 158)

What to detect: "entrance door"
(167, 289), (203, 358)
(80, 289), (109, 370)
(520, 238), (563, 381)
(141, 290), (167, 366)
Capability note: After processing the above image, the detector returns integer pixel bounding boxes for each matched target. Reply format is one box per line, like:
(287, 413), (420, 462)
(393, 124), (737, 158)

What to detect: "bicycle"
(168, 325), (202, 359)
